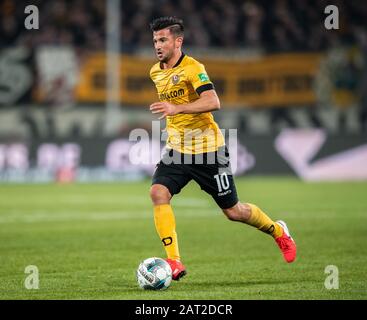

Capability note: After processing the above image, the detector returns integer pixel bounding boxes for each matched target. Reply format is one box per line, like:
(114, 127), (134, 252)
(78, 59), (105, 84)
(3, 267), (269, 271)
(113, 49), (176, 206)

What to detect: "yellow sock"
(246, 203), (283, 238)
(154, 204), (180, 261)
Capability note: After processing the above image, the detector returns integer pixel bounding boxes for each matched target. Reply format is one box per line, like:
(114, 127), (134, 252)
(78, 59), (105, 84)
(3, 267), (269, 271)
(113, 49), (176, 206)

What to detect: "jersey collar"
(160, 52), (185, 70)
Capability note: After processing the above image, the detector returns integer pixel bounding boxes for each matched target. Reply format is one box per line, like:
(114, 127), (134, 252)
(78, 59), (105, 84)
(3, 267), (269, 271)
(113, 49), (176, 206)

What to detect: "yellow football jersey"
(150, 54), (225, 154)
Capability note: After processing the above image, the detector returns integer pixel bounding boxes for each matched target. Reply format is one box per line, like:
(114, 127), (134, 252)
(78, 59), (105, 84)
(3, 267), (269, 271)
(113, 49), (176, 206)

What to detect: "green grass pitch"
(0, 177), (366, 299)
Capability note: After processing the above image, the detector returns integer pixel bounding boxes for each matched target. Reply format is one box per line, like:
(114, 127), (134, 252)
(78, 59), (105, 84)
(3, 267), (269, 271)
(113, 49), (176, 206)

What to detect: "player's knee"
(242, 203), (252, 220)
(222, 206), (240, 221)
(150, 184), (171, 205)
(222, 202), (251, 222)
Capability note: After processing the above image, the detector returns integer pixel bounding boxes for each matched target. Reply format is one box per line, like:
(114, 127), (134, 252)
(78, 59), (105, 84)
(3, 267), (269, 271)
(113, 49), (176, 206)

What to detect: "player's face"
(153, 28), (180, 63)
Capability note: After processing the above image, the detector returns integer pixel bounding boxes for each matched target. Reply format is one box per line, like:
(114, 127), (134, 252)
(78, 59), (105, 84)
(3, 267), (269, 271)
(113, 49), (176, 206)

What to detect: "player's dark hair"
(150, 16), (184, 37)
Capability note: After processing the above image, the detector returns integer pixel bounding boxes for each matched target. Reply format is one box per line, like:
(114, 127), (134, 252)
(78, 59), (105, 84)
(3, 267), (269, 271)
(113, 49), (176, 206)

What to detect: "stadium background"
(1, 0), (366, 181)
(0, 0), (366, 300)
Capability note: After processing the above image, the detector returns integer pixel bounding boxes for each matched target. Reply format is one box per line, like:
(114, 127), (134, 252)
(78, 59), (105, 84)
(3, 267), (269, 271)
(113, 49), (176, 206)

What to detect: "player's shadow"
(104, 278), (297, 293)
(104, 280), (167, 293)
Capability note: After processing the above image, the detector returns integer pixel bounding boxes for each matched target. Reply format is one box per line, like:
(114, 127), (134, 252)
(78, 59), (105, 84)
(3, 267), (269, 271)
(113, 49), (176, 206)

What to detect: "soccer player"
(149, 16), (296, 280)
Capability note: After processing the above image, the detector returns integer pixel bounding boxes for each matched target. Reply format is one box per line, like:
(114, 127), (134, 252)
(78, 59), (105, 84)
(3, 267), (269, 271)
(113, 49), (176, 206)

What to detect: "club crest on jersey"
(171, 74), (180, 85)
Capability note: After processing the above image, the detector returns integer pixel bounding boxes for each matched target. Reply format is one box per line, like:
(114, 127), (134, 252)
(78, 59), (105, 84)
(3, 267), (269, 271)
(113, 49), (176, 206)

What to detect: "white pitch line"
(0, 195), (211, 207)
(0, 209), (220, 224)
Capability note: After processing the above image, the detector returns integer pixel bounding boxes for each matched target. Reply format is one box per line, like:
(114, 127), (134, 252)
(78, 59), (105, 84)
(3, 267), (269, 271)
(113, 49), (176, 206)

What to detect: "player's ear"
(175, 36), (183, 48)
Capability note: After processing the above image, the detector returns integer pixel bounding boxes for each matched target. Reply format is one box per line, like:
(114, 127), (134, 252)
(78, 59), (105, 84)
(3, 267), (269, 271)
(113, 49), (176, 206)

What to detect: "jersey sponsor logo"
(171, 74), (180, 85)
(159, 88), (185, 101)
(198, 73), (209, 82)
(218, 190), (232, 197)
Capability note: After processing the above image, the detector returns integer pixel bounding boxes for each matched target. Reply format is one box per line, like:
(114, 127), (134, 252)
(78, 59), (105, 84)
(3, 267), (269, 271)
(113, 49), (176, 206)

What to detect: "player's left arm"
(150, 89), (220, 119)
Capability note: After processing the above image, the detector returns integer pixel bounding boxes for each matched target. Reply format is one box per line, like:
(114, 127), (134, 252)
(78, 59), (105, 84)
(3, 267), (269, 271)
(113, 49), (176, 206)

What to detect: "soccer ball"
(136, 257), (172, 290)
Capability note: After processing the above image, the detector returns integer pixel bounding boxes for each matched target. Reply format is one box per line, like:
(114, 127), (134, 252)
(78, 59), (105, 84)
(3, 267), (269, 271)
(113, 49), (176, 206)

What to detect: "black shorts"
(152, 147), (239, 209)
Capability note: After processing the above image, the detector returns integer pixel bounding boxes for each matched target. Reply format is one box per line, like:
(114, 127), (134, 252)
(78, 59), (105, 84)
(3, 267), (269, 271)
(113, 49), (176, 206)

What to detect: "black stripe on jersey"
(196, 83), (214, 95)
(173, 53), (185, 67)
(160, 53), (186, 70)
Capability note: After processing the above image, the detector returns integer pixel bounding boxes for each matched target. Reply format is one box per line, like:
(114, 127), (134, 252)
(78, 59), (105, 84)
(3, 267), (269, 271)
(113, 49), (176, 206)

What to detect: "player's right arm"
(178, 89), (220, 113)
(150, 89), (219, 119)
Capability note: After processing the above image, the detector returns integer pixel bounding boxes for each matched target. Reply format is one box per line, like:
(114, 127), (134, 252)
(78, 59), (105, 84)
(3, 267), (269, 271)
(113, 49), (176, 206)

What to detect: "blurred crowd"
(1, 0), (367, 52)
(1, 0), (367, 132)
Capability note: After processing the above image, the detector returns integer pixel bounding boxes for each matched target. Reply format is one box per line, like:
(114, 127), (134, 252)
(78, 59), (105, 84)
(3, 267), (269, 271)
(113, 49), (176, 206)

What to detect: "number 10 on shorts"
(214, 173), (230, 192)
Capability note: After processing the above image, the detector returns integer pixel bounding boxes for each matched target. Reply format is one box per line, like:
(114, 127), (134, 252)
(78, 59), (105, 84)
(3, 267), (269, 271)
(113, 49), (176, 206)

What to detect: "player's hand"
(149, 102), (179, 119)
